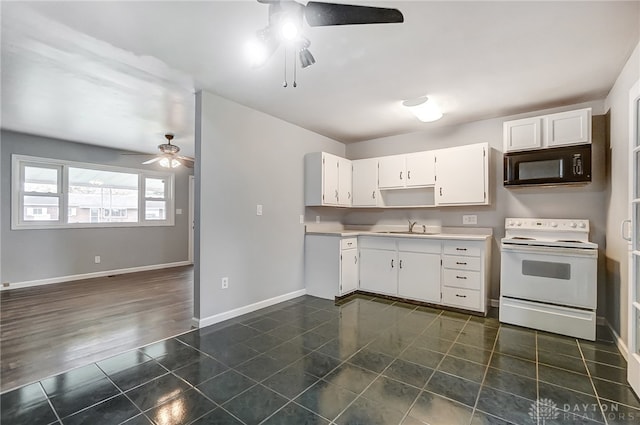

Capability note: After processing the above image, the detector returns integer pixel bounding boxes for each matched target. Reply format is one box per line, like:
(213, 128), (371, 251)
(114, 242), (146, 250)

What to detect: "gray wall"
(1, 130), (192, 283)
(604, 40), (640, 344)
(344, 101), (609, 316)
(195, 91), (345, 320)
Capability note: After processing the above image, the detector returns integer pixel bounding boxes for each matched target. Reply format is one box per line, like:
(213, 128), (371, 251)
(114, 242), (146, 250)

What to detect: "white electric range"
(499, 218), (598, 340)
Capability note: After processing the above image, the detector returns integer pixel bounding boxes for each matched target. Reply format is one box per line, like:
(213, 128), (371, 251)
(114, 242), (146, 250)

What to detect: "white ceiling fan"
(125, 134), (194, 168)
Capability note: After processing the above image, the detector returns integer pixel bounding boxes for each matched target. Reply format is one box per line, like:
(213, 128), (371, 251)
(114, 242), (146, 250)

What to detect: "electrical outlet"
(94, 255), (101, 264)
(316, 216), (320, 223)
(256, 205), (263, 216)
(462, 215), (478, 225)
(221, 277), (229, 289)
(299, 214), (305, 224)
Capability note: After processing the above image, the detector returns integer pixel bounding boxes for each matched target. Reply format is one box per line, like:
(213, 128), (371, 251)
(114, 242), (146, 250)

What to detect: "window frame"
(12, 154), (175, 230)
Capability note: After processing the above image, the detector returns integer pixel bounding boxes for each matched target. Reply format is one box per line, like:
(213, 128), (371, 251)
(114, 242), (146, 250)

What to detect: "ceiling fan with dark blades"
(248, 1), (403, 85)
(122, 134), (194, 169)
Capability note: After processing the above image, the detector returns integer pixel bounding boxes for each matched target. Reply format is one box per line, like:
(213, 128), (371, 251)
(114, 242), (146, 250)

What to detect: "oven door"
(500, 243), (597, 309)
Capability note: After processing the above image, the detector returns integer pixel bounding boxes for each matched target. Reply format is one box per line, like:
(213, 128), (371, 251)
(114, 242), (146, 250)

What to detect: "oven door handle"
(501, 243), (597, 257)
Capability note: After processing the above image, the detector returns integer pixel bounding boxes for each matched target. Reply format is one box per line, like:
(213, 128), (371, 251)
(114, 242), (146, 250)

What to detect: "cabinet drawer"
(442, 255), (481, 271)
(398, 239), (441, 254)
(442, 241), (481, 257)
(442, 269), (481, 290)
(442, 287), (481, 310)
(341, 238), (358, 250)
(358, 236), (397, 250)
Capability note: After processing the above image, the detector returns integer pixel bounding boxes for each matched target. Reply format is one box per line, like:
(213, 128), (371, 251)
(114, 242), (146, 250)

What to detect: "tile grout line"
(577, 339), (610, 425)
(467, 320), (501, 425)
(38, 381), (63, 425)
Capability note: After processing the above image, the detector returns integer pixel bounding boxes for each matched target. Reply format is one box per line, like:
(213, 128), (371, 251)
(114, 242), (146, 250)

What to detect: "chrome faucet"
(408, 220), (417, 233)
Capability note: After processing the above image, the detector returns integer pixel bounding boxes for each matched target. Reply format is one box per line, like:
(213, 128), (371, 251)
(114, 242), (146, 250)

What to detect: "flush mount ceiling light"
(402, 97), (443, 123)
(247, 0), (404, 87)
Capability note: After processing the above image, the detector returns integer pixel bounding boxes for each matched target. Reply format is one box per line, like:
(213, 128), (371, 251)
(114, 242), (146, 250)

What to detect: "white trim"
(1, 261), (191, 291)
(188, 175), (195, 264)
(193, 289), (307, 328)
(606, 318), (629, 361)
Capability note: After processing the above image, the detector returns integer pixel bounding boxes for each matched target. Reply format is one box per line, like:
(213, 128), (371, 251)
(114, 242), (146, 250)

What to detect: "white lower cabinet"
(398, 251), (441, 303)
(305, 235), (359, 299)
(440, 240), (490, 313)
(359, 247), (397, 295)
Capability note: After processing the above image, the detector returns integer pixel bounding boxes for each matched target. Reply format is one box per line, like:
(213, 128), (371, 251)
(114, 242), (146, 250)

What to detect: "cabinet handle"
(439, 187), (443, 196)
(372, 191), (376, 199)
(456, 276), (467, 280)
(407, 170), (411, 180)
(456, 262), (467, 265)
(621, 219), (632, 242)
(391, 259), (394, 268)
(455, 294), (467, 298)
(354, 256), (358, 264)
(335, 189), (339, 200)
(348, 191), (351, 199)
(399, 171), (403, 180)
(399, 260), (403, 269)
(347, 242), (352, 246)
(456, 248), (467, 251)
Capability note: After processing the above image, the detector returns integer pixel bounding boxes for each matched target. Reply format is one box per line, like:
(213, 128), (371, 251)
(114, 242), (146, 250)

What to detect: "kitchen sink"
(377, 231), (440, 235)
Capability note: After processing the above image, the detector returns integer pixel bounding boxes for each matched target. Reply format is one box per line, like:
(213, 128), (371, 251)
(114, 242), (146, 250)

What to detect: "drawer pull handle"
(456, 248), (467, 251)
(391, 259), (394, 268)
(456, 262), (467, 265)
(399, 260), (403, 269)
(456, 276), (467, 280)
(455, 294), (467, 298)
(347, 242), (352, 246)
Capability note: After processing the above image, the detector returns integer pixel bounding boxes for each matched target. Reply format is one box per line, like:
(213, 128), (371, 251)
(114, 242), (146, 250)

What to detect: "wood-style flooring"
(0, 265), (193, 393)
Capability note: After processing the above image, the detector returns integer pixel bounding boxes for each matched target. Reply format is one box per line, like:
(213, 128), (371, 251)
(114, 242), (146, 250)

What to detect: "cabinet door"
(340, 248), (358, 295)
(406, 151), (435, 187)
(435, 143), (487, 205)
(338, 158), (352, 206)
(378, 155), (406, 188)
(398, 251), (441, 303)
(322, 153), (340, 205)
(544, 108), (591, 147)
(352, 159), (378, 206)
(359, 248), (397, 295)
(503, 117), (542, 152)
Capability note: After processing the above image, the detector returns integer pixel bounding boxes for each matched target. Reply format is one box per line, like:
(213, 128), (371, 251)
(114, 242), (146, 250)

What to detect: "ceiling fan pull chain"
(283, 48), (288, 88)
(293, 52), (297, 88)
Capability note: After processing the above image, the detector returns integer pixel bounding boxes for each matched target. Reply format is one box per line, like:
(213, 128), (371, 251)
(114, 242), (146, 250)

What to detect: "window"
(12, 155), (175, 229)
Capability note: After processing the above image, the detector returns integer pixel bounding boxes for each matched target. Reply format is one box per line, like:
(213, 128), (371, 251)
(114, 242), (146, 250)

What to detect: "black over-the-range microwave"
(503, 144), (592, 187)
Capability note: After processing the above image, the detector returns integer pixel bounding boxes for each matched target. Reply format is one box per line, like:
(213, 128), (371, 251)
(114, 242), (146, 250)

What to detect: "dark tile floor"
(3, 294), (639, 425)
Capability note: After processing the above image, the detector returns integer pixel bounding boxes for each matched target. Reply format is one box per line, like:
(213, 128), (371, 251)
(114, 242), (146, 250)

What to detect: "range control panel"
(505, 218), (589, 232)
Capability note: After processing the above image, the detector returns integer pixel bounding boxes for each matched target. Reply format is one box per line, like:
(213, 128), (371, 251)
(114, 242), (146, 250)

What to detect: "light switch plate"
(462, 215), (478, 225)
(256, 205), (263, 216)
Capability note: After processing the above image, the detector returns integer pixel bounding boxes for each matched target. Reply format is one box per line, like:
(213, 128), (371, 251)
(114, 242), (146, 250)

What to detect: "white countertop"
(305, 224), (492, 241)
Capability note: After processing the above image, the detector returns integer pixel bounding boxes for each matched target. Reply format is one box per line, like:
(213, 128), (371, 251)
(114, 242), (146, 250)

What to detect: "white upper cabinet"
(406, 151), (435, 187)
(352, 158), (378, 207)
(304, 152), (351, 207)
(378, 152), (435, 189)
(503, 117), (543, 152)
(378, 155), (406, 188)
(544, 108), (591, 147)
(504, 108), (591, 152)
(435, 143), (488, 205)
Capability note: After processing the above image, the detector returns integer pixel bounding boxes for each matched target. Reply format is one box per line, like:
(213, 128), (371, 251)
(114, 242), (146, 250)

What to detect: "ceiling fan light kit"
(250, 0), (404, 87)
(403, 97), (443, 123)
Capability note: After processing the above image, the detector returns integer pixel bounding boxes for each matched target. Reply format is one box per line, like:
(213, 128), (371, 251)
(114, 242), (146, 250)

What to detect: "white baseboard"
(193, 289), (307, 328)
(1, 261), (192, 291)
(605, 318), (629, 361)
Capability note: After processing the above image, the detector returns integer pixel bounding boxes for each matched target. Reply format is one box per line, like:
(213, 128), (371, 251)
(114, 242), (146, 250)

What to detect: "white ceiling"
(2, 1), (639, 157)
